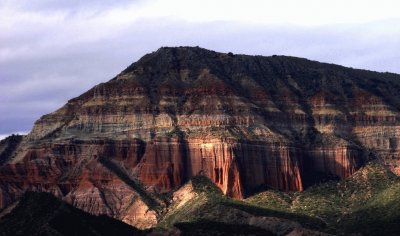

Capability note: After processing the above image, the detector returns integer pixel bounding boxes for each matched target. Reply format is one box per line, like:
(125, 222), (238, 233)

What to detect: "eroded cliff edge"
(1, 47), (400, 228)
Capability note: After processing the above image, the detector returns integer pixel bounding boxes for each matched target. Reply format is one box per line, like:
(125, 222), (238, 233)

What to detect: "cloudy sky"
(1, 0), (400, 139)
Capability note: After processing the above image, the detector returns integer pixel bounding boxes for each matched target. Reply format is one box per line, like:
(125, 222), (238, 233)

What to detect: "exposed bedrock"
(1, 47), (400, 227)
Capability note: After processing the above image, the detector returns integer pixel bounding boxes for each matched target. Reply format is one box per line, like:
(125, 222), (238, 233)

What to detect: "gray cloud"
(1, 2), (400, 136)
(1, 0), (137, 12)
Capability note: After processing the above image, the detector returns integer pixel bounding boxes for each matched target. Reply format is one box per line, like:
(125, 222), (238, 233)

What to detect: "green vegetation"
(174, 220), (275, 236)
(292, 162), (400, 235)
(158, 190), (213, 228)
(160, 162), (400, 235)
(158, 174), (325, 233)
(221, 199), (326, 231)
(241, 162), (400, 235)
(245, 190), (292, 211)
(191, 175), (224, 195)
(157, 175), (225, 228)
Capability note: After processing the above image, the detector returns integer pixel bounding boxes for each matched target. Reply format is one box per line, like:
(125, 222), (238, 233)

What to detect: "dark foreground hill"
(0, 192), (142, 236)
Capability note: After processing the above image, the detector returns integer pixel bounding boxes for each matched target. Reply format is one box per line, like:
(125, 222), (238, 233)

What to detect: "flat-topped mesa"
(1, 46), (400, 227)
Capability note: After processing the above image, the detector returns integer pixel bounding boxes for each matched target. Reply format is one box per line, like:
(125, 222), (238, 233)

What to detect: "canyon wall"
(1, 47), (400, 227)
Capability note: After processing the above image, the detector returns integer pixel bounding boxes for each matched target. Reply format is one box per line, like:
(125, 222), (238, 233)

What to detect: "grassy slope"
(158, 175), (325, 235)
(245, 162), (400, 235)
(157, 175), (226, 228)
(174, 220), (276, 236)
(159, 162), (400, 235)
(158, 176), (278, 235)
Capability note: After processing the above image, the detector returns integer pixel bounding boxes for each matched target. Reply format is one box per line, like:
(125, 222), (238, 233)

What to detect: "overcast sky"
(1, 0), (400, 139)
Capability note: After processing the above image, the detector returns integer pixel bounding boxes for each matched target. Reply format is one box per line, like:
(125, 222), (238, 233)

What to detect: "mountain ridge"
(1, 47), (400, 230)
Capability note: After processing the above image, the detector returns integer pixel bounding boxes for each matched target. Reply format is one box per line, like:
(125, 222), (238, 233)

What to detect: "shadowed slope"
(0, 191), (143, 236)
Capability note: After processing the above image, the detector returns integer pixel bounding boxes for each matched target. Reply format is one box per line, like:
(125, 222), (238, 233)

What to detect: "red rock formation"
(1, 47), (400, 227)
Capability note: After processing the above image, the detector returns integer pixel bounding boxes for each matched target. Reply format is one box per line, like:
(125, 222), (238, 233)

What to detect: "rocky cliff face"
(1, 47), (400, 227)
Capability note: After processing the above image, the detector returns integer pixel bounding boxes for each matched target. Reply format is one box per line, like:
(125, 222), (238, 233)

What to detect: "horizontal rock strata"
(1, 47), (400, 227)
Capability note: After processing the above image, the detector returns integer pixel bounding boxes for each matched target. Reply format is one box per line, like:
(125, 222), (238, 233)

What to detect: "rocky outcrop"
(0, 139), (163, 229)
(1, 47), (400, 227)
(0, 135), (23, 166)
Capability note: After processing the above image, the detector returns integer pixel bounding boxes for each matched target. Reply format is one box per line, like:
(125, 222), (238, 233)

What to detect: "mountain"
(1, 46), (400, 231)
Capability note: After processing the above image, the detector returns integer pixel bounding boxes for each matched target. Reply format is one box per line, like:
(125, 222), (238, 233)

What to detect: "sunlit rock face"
(1, 47), (400, 227)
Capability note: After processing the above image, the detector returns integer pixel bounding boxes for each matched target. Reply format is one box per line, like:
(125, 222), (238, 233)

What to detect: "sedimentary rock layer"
(1, 47), (400, 227)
